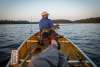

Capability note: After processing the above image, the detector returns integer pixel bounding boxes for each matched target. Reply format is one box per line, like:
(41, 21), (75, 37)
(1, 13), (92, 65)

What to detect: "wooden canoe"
(7, 32), (97, 67)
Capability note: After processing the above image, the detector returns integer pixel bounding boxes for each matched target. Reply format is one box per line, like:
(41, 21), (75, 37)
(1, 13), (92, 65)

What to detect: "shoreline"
(0, 23), (100, 24)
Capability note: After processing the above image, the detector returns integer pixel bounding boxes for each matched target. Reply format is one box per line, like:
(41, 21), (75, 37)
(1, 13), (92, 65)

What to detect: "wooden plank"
(27, 40), (38, 43)
(10, 50), (18, 67)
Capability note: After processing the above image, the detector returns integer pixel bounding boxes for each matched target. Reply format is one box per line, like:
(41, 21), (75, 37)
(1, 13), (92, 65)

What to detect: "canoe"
(7, 32), (97, 67)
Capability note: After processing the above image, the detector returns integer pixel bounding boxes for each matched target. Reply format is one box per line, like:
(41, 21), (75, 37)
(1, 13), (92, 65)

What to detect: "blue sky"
(0, 0), (100, 21)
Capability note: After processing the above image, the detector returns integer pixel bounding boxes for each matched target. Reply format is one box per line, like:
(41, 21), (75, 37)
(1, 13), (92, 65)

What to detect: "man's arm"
(49, 19), (60, 30)
(48, 19), (54, 28)
(39, 20), (43, 31)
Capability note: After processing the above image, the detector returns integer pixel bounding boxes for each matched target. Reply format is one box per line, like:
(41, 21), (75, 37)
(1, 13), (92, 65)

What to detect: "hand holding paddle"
(52, 24), (60, 30)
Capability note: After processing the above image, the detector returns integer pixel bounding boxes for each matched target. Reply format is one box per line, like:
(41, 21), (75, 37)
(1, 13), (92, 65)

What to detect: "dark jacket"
(30, 45), (68, 67)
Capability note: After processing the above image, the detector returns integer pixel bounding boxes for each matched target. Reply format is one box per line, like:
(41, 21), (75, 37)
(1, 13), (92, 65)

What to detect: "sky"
(0, 0), (100, 21)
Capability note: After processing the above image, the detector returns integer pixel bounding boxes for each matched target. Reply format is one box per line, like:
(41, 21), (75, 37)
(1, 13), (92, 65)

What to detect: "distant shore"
(0, 17), (100, 24)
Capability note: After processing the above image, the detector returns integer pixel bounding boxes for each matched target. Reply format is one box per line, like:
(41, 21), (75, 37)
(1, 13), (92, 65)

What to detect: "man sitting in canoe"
(39, 11), (58, 45)
(39, 11), (54, 31)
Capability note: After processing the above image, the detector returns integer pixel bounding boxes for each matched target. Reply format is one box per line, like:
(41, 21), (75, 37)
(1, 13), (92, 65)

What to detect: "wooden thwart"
(27, 40), (38, 43)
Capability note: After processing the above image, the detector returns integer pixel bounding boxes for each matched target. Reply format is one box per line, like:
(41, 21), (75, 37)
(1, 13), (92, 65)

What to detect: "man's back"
(39, 18), (53, 31)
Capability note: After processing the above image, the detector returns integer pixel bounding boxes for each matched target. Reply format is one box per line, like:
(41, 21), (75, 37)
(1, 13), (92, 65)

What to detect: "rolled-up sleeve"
(39, 21), (42, 31)
(48, 20), (54, 28)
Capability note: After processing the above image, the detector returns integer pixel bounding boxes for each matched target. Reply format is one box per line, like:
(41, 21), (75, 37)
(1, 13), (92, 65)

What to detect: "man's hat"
(41, 11), (49, 16)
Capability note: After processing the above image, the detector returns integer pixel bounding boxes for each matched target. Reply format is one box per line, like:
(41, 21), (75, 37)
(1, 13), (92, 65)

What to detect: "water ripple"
(0, 24), (100, 67)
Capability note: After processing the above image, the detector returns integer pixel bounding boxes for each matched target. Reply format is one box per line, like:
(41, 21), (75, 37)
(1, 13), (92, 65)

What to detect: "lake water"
(0, 24), (100, 67)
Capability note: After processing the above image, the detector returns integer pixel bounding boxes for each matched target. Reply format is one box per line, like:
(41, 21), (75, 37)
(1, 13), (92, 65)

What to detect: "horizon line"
(0, 16), (100, 22)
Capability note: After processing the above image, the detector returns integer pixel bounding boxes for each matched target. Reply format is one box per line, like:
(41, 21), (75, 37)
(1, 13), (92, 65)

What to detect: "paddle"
(52, 24), (60, 30)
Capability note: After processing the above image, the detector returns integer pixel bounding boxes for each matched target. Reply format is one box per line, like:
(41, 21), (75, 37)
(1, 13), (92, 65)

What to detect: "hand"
(51, 39), (58, 47)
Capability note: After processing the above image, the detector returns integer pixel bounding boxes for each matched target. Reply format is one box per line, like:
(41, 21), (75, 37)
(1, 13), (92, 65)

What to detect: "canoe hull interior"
(7, 32), (96, 67)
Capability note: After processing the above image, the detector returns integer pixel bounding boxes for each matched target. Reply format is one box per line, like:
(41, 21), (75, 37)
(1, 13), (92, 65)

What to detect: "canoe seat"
(27, 39), (69, 43)
(59, 41), (69, 43)
(27, 40), (38, 42)
(19, 60), (89, 64)
(20, 59), (31, 63)
(68, 60), (89, 63)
